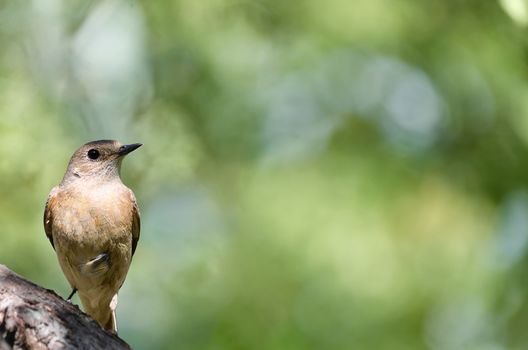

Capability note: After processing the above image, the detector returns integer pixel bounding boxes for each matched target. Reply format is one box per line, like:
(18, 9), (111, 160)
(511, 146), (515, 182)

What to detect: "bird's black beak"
(118, 143), (142, 156)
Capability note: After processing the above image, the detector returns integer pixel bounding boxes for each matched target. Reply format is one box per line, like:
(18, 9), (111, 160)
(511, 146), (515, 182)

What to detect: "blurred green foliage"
(3, 0), (528, 349)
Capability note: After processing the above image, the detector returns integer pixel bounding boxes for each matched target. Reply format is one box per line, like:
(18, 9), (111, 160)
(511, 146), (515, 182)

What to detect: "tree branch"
(0, 264), (131, 350)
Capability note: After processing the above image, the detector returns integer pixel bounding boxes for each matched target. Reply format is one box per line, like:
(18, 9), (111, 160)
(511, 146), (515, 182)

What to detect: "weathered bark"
(0, 265), (131, 350)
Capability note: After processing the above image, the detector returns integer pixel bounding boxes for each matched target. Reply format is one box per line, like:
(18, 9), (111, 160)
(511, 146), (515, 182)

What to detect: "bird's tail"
(79, 293), (117, 333)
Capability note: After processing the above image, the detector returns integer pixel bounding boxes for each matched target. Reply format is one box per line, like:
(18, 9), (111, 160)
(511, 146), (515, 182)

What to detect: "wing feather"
(130, 191), (141, 256)
(43, 187), (59, 250)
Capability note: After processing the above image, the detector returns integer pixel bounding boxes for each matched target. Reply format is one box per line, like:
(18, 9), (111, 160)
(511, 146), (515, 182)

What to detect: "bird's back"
(46, 180), (138, 330)
(49, 181), (135, 288)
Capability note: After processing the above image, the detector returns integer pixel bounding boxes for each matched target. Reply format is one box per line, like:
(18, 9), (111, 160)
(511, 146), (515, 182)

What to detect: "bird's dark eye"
(87, 149), (100, 160)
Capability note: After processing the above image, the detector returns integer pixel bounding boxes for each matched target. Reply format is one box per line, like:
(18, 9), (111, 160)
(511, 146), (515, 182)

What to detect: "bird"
(43, 140), (141, 333)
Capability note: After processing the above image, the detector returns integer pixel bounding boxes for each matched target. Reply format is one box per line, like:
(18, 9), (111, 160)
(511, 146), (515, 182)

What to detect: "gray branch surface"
(0, 265), (131, 350)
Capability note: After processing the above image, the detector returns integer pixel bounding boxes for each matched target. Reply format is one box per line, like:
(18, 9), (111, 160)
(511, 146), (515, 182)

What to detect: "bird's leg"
(66, 287), (77, 302)
(110, 293), (119, 333)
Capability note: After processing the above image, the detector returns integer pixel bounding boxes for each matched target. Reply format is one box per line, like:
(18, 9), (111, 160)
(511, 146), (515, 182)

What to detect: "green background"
(2, 0), (528, 349)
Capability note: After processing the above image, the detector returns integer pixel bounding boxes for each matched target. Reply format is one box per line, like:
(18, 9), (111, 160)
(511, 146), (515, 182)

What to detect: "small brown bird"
(44, 140), (141, 333)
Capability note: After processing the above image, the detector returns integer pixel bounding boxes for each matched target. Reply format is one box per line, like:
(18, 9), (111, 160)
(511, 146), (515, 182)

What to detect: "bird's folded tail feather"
(79, 293), (116, 333)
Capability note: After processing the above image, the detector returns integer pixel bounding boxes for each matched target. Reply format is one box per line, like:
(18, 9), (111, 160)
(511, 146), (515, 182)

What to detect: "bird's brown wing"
(130, 191), (141, 256)
(43, 186), (59, 250)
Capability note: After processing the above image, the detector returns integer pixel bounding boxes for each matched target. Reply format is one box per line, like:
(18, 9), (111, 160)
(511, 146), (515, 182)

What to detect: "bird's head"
(62, 140), (142, 183)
